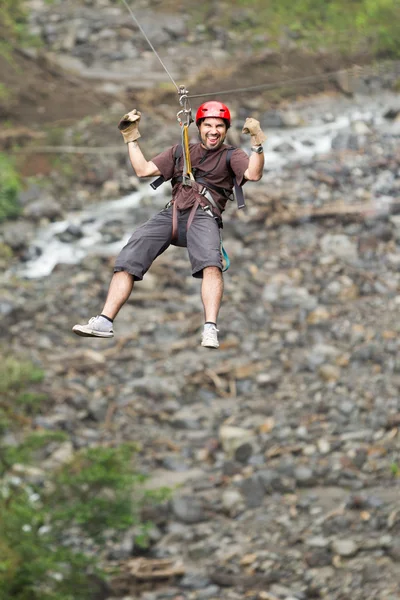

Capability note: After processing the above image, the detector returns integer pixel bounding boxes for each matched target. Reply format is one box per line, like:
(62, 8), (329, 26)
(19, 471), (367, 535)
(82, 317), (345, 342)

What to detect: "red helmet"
(195, 101), (231, 128)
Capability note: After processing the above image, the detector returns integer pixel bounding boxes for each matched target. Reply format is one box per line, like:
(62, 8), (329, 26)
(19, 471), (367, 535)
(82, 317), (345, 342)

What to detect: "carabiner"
(177, 84), (193, 127)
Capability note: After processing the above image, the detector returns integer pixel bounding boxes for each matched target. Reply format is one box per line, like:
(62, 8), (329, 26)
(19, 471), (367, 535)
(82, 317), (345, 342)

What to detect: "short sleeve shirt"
(152, 142), (249, 212)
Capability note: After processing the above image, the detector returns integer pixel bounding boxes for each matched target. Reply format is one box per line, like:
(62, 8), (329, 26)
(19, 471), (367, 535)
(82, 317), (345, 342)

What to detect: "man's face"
(198, 117), (227, 151)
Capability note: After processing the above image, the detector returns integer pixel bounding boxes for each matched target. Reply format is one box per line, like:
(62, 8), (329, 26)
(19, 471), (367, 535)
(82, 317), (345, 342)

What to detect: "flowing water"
(13, 90), (400, 279)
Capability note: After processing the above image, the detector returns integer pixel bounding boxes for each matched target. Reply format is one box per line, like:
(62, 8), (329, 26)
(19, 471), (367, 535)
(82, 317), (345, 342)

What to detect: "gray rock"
(197, 585), (221, 599)
(294, 466), (316, 487)
(258, 468), (282, 493)
(240, 475), (265, 508)
(1, 221), (36, 250)
(179, 573), (211, 589)
(221, 489), (244, 516)
(234, 442), (253, 463)
(218, 425), (256, 458)
(387, 540), (400, 562)
(170, 496), (207, 524)
(23, 198), (63, 221)
(331, 539), (359, 557)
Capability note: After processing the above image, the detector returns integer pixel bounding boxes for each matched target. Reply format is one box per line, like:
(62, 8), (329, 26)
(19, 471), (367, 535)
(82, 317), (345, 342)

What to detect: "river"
(13, 89), (400, 279)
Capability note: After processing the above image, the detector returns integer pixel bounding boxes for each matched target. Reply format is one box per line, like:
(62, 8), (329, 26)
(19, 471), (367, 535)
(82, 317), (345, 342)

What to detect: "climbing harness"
(151, 139), (241, 271)
(150, 86), (243, 269)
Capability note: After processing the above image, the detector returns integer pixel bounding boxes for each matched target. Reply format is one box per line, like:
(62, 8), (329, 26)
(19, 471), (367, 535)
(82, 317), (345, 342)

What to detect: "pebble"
(331, 539), (359, 557)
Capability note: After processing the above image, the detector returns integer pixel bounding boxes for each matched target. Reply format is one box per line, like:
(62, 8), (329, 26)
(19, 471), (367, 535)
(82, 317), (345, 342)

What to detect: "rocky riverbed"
(3, 87), (400, 599)
(2, 1), (400, 599)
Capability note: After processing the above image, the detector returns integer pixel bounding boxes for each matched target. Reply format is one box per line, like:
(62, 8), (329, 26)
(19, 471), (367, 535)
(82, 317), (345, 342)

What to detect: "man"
(72, 101), (265, 348)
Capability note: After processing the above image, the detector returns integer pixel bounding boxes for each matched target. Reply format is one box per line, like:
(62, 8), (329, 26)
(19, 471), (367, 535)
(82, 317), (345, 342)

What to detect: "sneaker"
(72, 315), (114, 338)
(201, 326), (219, 349)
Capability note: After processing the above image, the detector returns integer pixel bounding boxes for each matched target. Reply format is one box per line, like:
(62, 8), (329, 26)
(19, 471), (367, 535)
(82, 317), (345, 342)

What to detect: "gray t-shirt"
(152, 142), (249, 212)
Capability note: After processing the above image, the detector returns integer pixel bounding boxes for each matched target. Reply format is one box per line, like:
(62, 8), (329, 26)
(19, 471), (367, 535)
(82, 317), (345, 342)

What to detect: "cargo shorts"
(114, 206), (223, 280)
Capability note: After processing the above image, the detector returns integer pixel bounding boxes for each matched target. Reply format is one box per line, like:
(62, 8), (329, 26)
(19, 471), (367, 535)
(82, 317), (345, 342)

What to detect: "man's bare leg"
(201, 266), (223, 348)
(102, 271), (134, 320)
(72, 271), (134, 337)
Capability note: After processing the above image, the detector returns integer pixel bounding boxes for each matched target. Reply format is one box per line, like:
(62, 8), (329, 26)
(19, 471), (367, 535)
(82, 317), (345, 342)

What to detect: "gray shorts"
(114, 206), (222, 280)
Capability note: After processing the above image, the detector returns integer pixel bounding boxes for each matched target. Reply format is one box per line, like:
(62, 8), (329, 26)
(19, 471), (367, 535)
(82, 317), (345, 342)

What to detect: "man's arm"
(242, 117), (266, 182)
(127, 141), (160, 178)
(244, 150), (264, 181)
(118, 108), (161, 178)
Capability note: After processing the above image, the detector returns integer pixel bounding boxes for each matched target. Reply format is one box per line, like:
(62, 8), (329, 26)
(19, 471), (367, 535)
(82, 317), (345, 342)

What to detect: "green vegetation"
(0, 441), (171, 599)
(0, 484), (104, 600)
(1, 431), (69, 475)
(0, 361), (171, 599)
(0, 0), (28, 58)
(0, 357), (44, 394)
(0, 356), (45, 434)
(189, 0), (400, 57)
(0, 0), (27, 38)
(53, 444), (147, 539)
(0, 154), (22, 222)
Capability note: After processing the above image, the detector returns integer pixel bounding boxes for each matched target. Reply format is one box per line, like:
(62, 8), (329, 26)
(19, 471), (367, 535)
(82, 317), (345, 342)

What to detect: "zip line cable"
(187, 70), (356, 99)
(120, 0), (180, 92)
(188, 61), (400, 99)
(119, 1), (400, 105)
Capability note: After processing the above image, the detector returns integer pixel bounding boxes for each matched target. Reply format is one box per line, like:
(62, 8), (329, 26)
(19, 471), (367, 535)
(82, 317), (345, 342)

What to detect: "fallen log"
(264, 199), (400, 227)
(126, 557), (185, 580)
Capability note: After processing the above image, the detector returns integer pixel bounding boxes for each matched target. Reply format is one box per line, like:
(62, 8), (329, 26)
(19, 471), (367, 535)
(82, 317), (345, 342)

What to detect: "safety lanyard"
(177, 86), (194, 185)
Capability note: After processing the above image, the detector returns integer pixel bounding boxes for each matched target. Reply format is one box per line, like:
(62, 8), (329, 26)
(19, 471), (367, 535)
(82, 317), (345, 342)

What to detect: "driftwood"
(126, 557), (185, 580)
(263, 199), (400, 227)
(188, 360), (267, 398)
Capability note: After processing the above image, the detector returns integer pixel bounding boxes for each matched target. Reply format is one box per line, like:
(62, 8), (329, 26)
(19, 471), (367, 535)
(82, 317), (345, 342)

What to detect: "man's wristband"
(251, 145), (264, 154)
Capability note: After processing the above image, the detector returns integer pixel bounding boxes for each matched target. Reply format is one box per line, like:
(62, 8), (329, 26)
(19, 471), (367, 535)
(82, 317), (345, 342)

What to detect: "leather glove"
(118, 109), (141, 143)
(242, 117), (266, 146)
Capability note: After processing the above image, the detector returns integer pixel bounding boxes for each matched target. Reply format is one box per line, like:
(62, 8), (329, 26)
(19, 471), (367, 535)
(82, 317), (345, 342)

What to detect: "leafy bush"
(0, 442), (171, 599)
(0, 356), (44, 394)
(52, 444), (145, 538)
(0, 153), (22, 222)
(0, 431), (68, 476)
(0, 355), (45, 435)
(0, 0), (29, 59)
(0, 0), (27, 34)
(0, 484), (101, 600)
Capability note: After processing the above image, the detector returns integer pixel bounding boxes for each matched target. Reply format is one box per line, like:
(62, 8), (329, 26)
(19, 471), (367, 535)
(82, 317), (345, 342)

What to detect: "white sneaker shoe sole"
(72, 325), (114, 338)
(201, 341), (219, 349)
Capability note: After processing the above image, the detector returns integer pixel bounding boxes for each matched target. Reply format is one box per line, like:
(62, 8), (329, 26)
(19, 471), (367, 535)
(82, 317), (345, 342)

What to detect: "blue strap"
(221, 240), (230, 272)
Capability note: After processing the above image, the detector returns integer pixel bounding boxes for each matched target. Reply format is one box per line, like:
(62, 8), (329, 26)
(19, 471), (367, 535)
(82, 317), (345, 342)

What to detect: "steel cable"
(119, 0), (400, 104)
(120, 0), (180, 92)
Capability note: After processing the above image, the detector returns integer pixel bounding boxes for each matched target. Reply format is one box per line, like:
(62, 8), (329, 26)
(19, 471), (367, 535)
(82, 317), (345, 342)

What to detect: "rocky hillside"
(1, 2), (400, 600)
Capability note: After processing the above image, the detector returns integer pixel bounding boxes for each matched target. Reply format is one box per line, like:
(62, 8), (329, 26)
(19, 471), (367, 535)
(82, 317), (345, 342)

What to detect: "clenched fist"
(118, 109), (141, 143)
(242, 117), (266, 146)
